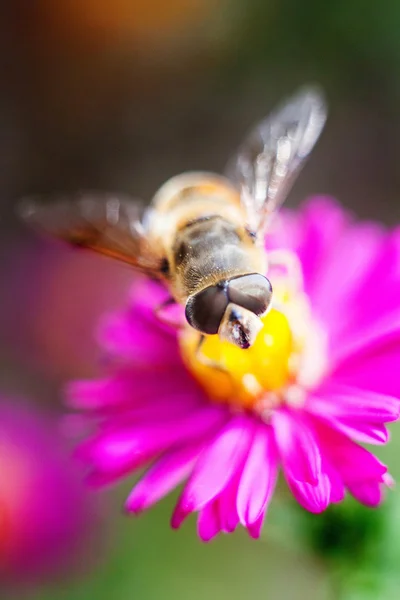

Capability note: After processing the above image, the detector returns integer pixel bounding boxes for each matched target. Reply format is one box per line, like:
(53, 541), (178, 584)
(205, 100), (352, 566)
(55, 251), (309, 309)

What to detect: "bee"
(21, 87), (327, 351)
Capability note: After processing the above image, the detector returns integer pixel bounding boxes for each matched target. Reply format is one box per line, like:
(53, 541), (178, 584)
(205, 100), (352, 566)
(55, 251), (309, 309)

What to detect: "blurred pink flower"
(0, 399), (97, 583)
(67, 197), (400, 541)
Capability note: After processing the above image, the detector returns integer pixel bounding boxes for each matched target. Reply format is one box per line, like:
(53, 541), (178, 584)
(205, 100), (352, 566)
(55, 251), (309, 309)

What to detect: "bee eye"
(227, 273), (272, 316)
(185, 284), (229, 334)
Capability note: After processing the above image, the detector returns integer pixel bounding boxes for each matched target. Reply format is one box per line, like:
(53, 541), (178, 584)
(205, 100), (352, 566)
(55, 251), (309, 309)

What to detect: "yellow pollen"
(179, 308), (296, 410)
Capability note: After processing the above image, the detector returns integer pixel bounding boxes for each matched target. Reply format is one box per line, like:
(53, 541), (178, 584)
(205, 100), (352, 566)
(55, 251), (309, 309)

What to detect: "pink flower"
(67, 197), (400, 541)
(0, 399), (97, 583)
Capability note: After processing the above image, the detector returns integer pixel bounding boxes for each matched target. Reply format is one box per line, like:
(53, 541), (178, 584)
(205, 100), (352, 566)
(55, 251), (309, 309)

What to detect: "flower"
(0, 398), (97, 583)
(67, 197), (400, 541)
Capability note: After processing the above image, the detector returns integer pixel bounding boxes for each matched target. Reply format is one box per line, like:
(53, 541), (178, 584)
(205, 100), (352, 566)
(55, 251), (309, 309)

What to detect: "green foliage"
(225, 0), (400, 106)
(295, 489), (400, 598)
(299, 498), (386, 564)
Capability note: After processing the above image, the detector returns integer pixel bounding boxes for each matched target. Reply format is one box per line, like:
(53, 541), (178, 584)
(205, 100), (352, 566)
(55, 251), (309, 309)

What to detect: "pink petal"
(331, 313), (400, 369)
(292, 197), (350, 299)
(313, 419), (387, 485)
(309, 222), (383, 345)
(126, 442), (205, 513)
(197, 502), (221, 542)
(128, 279), (172, 319)
(307, 384), (398, 444)
(272, 408), (321, 485)
(66, 375), (137, 411)
(308, 383), (400, 423)
(79, 405), (228, 482)
(237, 423), (277, 526)
(325, 420), (389, 445)
(274, 414), (336, 513)
(351, 227), (400, 324)
(67, 368), (200, 412)
(383, 472), (395, 488)
(99, 392), (201, 430)
(217, 476), (240, 534)
(289, 473), (331, 513)
(247, 512), (265, 539)
(98, 311), (180, 365)
(347, 479), (385, 507)
(171, 415), (254, 528)
(325, 461), (345, 503)
(197, 476), (242, 540)
(331, 342), (400, 398)
(266, 209), (300, 253)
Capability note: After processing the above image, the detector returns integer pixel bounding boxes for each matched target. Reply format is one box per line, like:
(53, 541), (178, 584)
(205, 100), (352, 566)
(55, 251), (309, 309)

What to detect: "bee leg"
(154, 298), (185, 330)
(267, 249), (304, 292)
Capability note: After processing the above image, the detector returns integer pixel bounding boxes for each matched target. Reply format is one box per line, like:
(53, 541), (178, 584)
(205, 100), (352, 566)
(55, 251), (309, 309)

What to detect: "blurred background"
(1, 0), (400, 598)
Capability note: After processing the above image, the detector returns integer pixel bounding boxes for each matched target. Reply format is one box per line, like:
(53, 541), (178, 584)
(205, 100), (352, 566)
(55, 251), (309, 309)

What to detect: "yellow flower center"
(179, 269), (326, 415)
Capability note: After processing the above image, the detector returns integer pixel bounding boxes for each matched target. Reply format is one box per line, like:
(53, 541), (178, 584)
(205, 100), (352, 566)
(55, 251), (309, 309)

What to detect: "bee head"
(185, 273), (272, 349)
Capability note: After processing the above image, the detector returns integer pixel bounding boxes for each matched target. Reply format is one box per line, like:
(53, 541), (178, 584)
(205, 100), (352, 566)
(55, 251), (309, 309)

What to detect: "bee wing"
(20, 192), (164, 276)
(226, 86), (327, 235)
